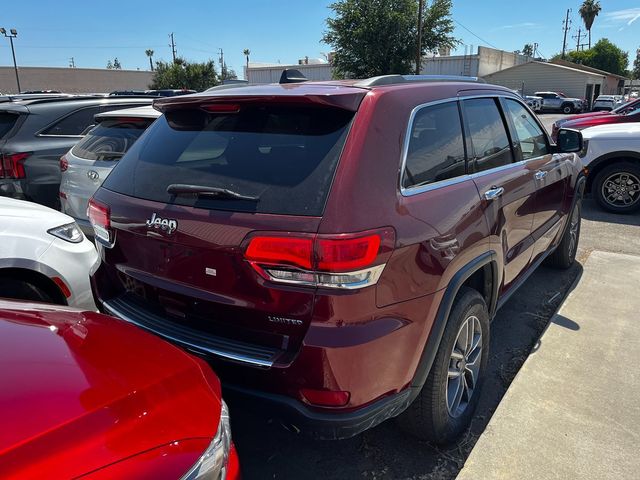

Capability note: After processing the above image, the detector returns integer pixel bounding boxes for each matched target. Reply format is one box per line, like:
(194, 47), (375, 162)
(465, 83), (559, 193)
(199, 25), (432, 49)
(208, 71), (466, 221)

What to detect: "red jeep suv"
(89, 75), (585, 443)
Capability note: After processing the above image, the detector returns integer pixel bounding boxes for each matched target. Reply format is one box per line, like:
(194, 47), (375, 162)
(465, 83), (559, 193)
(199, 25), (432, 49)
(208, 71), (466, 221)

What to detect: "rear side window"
(402, 101), (466, 189)
(463, 98), (513, 173)
(503, 99), (548, 160)
(0, 112), (19, 139)
(103, 105), (355, 216)
(42, 106), (103, 136)
(71, 118), (155, 161)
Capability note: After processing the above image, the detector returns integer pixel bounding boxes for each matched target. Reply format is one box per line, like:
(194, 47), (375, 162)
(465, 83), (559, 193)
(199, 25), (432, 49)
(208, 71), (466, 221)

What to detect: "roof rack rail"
(354, 74), (485, 87)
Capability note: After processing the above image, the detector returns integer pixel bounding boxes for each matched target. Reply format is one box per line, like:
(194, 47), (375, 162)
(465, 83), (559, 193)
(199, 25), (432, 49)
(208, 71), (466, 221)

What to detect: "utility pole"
(218, 48), (225, 80)
(572, 28), (587, 52)
(561, 8), (571, 59)
(69, 57), (75, 68)
(0, 28), (21, 93)
(415, 0), (424, 75)
(169, 33), (177, 62)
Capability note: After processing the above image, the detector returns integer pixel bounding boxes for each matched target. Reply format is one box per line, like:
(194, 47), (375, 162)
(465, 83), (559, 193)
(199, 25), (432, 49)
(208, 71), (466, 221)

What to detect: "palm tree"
(145, 49), (154, 71)
(243, 48), (250, 70)
(579, 0), (602, 49)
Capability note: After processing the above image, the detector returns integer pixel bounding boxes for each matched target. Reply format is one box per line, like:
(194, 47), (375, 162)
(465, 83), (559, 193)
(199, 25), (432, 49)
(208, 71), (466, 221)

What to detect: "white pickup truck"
(535, 91), (585, 114)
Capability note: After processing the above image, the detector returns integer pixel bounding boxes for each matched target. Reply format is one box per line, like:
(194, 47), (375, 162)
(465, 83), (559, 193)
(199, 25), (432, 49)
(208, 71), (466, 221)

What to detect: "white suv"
(579, 123), (640, 213)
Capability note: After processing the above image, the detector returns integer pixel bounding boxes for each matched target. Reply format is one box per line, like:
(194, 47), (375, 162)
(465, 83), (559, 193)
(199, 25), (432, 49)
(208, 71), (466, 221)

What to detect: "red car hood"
(561, 110), (611, 123)
(561, 113), (624, 130)
(0, 300), (220, 479)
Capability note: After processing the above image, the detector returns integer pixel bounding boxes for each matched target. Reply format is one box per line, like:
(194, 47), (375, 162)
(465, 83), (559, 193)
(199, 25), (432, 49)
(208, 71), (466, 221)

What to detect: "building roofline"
(550, 59), (628, 80)
(0, 65), (152, 74)
(484, 60), (605, 78)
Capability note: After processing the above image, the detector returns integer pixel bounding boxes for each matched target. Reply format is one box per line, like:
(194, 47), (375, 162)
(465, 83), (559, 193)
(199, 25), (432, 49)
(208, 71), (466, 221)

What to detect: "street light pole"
(1, 28), (21, 93)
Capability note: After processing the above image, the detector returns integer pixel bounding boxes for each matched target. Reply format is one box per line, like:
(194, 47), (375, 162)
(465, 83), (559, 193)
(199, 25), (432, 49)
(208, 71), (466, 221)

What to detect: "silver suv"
(60, 105), (160, 233)
(534, 91), (584, 114)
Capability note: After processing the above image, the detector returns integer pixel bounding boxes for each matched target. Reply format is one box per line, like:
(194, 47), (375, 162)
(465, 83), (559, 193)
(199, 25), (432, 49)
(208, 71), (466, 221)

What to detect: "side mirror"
(556, 128), (583, 153)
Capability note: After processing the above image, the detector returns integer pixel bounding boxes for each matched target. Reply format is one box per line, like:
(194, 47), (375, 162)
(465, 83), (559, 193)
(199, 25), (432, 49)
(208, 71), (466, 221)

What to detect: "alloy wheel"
(447, 315), (482, 418)
(568, 203), (580, 258)
(601, 172), (640, 208)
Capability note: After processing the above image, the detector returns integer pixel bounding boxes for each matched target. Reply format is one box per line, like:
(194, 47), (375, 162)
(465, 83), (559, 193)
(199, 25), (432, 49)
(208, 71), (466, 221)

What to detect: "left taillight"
(1, 152), (31, 179)
(244, 228), (395, 290)
(87, 197), (112, 245)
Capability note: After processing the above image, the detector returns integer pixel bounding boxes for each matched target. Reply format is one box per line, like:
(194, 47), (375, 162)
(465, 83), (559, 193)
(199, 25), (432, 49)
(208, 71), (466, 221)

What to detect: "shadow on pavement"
(581, 198), (640, 226)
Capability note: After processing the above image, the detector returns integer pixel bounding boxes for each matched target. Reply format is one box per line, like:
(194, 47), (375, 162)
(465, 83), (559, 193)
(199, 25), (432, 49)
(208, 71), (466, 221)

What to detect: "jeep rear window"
(103, 105), (355, 216)
(71, 118), (155, 161)
(0, 112), (19, 139)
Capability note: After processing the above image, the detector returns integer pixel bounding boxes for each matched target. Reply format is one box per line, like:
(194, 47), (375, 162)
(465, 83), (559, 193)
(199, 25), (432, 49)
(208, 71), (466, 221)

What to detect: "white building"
(420, 46), (531, 77)
(246, 62), (332, 84)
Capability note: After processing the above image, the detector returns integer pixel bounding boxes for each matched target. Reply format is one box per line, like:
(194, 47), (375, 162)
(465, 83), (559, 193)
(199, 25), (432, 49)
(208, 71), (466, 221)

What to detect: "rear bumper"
(0, 179), (25, 199)
(224, 383), (413, 440)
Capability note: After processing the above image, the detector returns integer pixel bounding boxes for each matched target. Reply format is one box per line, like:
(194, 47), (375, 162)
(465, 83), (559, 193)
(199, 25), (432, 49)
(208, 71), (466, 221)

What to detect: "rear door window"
(103, 105), (355, 216)
(402, 101), (466, 189)
(71, 118), (155, 161)
(462, 98), (514, 173)
(42, 106), (103, 136)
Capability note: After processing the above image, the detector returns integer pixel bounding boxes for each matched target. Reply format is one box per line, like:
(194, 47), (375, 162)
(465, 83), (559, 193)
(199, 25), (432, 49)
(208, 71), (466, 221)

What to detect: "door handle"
(535, 170), (547, 181)
(484, 186), (505, 201)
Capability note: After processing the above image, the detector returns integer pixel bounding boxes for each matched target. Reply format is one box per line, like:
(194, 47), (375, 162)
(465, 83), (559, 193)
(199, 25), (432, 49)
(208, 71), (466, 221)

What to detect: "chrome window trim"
(398, 92), (550, 197)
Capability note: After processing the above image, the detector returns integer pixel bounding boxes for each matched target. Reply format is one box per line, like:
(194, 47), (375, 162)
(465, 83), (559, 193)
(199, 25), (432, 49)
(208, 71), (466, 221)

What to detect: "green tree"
(552, 39), (628, 76)
(579, 0), (602, 49)
(113, 57), (122, 70)
(145, 49), (154, 71)
(322, 0), (458, 79)
(150, 58), (219, 91)
(106, 59), (113, 69)
(522, 43), (534, 57)
(633, 49), (640, 79)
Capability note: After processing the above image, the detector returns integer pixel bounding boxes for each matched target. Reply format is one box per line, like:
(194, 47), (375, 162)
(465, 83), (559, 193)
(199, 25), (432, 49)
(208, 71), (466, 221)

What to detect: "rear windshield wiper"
(166, 183), (260, 201)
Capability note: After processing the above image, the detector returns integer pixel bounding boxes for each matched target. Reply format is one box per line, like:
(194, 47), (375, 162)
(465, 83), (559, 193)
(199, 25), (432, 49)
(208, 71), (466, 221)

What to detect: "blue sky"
(1, 1), (639, 76)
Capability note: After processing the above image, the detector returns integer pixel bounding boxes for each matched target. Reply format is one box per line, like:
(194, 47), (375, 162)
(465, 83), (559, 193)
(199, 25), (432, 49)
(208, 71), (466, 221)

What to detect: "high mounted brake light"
(244, 228), (395, 289)
(201, 103), (241, 113)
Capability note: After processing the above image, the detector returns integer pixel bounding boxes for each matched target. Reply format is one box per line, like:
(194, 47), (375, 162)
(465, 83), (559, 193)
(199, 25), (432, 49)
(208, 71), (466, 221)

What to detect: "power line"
(453, 19), (500, 50)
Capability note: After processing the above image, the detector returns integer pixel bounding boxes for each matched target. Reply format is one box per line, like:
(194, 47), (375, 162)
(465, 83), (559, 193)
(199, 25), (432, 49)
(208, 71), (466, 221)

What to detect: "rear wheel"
(593, 162), (640, 213)
(398, 287), (489, 444)
(0, 278), (56, 303)
(561, 103), (574, 114)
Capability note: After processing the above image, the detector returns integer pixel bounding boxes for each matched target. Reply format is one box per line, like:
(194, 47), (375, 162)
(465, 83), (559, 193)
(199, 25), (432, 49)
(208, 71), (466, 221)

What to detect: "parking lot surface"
(231, 111), (640, 479)
(457, 250), (640, 480)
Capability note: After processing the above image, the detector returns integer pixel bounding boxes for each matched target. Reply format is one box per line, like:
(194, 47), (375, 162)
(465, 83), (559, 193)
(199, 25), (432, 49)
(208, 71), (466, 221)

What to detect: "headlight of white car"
(47, 222), (84, 243)
(181, 400), (233, 480)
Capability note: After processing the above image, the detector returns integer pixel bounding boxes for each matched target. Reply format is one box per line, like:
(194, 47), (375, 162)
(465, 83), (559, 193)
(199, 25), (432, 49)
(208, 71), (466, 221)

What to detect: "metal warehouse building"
(484, 61), (626, 106)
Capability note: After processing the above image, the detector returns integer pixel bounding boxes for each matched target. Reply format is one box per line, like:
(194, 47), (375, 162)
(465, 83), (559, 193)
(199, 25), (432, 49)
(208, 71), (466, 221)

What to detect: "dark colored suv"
(0, 95), (153, 208)
(90, 76), (585, 443)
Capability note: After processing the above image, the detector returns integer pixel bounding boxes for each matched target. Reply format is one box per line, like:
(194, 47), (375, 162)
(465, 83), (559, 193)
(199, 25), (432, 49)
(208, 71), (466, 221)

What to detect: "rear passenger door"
(462, 97), (537, 295)
(501, 98), (569, 263)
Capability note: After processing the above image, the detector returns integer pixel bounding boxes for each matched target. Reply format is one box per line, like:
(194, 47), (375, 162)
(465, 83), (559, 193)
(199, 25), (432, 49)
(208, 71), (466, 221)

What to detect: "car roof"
(95, 105), (161, 121)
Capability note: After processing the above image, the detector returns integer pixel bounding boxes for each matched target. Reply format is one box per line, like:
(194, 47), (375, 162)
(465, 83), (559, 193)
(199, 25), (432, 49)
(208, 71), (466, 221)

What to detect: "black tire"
(593, 162), (640, 214)
(561, 103), (574, 114)
(545, 199), (581, 269)
(397, 287), (489, 444)
(0, 278), (55, 303)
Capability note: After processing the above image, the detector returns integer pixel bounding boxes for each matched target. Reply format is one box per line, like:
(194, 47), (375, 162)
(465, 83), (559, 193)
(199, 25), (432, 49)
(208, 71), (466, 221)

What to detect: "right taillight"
(59, 154), (69, 172)
(87, 197), (112, 245)
(1, 152), (31, 179)
(244, 228), (395, 290)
